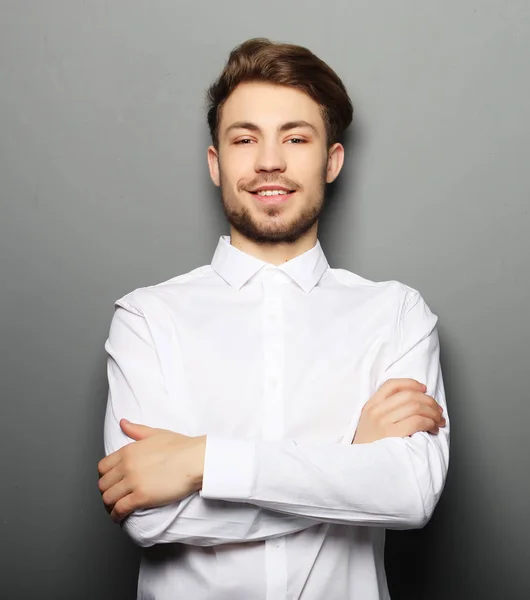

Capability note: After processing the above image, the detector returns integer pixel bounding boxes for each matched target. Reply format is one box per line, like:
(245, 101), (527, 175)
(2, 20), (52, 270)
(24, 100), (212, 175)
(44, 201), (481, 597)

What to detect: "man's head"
(206, 38), (353, 246)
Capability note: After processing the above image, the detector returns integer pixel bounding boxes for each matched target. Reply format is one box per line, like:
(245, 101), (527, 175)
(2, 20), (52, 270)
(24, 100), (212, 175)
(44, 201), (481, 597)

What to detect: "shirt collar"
(211, 235), (329, 294)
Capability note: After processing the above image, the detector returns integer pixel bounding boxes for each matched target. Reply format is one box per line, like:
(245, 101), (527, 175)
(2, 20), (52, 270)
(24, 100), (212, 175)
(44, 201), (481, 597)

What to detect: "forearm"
(119, 492), (319, 548)
(104, 405), (319, 548)
(104, 303), (319, 548)
(105, 410), (319, 548)
(200, 421), (449, 529)
(201, 310), (450, 530)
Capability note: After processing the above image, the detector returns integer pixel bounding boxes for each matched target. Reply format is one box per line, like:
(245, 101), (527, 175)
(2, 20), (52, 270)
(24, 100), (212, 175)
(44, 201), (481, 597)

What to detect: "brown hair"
(206, 38), (354, 149)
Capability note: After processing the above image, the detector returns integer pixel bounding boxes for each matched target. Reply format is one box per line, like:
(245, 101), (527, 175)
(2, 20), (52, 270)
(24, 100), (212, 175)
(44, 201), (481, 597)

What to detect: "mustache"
(240, 175), (301, 192)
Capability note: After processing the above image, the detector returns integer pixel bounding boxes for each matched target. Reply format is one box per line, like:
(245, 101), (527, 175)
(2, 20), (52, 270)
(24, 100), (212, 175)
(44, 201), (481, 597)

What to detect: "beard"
(219, 165), (328, 245)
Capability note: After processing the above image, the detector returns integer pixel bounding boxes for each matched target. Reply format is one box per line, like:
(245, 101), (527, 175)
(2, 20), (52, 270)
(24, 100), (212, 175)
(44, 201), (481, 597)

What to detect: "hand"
(97, 419), (207, 523)
(352, 378), (446, 444)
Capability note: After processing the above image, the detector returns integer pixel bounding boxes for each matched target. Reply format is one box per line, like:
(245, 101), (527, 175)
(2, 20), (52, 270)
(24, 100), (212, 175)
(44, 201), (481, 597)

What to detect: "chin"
(255, 215), (294, 233)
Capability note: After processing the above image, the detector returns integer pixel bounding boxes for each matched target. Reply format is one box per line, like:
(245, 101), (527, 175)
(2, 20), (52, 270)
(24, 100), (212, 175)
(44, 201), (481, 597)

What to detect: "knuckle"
(378, 379), (396, 393)
(393, 390), (405, 403)
(387, 377), (403, 389)
(365, 402), (376, 415)
(363, 404), (376, 420)
(127, 474), (140, 492)
(426, 417), (436, 429)
(122, 455), (134, 473)
(368, 406), (383, 423)
(128, 484), (141, 503)
(114, 505), (125, 521)
(119, 496), (137, 519)
(116, 498), (131, 518)
(134, 489), (147, 507)
(408, 390), (421, 403)
(412, 415), (425, 428)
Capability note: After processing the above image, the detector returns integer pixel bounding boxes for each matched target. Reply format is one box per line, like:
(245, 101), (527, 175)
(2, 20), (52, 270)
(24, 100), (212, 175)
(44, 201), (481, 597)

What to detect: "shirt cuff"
(200, 436), (256, 502)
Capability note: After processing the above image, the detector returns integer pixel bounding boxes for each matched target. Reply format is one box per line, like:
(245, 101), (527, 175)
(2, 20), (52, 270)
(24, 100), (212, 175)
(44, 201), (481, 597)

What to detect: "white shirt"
(104, 235), (450, 600)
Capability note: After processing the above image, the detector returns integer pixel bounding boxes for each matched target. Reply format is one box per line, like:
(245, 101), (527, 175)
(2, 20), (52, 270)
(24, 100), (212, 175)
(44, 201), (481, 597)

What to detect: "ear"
(325, 143), (345, 184)
(207, 145), (221, 187)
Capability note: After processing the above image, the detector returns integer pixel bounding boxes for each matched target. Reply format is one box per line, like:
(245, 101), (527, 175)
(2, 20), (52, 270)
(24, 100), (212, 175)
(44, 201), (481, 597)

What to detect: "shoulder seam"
(115, 297), (144, 316)
(397, 290), (421, 353)
(114, 265), (212, 311)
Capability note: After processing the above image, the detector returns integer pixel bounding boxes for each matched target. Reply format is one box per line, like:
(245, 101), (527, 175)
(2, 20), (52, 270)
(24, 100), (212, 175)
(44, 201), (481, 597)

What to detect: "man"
(98, 38), (449, 600)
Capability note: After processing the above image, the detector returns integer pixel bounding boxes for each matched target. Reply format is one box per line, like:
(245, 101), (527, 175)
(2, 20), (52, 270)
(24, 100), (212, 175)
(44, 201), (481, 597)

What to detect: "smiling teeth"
(256, 190), (288, 196)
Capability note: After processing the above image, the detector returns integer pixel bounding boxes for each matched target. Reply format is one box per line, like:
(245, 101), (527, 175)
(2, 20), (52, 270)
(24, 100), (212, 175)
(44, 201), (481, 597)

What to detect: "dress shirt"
(103, 235), (450, 600)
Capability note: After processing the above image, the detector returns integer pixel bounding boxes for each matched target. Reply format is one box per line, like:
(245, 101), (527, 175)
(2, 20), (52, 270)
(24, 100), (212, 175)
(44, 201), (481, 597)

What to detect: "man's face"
(208, 82), (344, 244)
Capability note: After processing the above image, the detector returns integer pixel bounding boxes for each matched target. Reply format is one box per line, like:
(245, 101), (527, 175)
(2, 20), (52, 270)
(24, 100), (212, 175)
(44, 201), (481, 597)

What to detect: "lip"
(251, 185), (293, 193)
(249, 190), (296, 204)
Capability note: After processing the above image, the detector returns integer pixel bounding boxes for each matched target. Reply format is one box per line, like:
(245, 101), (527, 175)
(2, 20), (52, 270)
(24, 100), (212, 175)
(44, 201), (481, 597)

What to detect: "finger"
(372, 390), (442, 421)
(383, 394), (446, 426)
(98, 465), (124, 494)
(392, 415), (438, 438)
(389, 390), (444, 419)
(98, 451), (122, 477)
(111, 493), (138, 523)
(120, 419), (160, 441)
(102, 479), (134, 514)
(375, 378), (427, 402)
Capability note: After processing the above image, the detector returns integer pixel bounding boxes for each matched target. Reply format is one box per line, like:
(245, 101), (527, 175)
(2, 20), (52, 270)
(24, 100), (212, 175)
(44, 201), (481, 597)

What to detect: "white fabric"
(103, 235), (450, 600)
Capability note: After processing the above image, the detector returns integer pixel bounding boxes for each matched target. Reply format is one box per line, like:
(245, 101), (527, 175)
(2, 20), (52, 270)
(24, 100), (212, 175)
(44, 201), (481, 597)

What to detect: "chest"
(158, 285), (394, 442)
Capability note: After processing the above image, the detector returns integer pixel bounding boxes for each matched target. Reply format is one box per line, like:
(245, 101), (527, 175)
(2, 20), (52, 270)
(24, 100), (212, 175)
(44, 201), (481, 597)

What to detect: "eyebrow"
(224, 120), (320, 137)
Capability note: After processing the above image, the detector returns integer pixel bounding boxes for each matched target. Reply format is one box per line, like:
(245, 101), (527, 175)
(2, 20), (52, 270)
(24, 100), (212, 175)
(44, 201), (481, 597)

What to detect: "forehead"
(219, 82), (325, 133)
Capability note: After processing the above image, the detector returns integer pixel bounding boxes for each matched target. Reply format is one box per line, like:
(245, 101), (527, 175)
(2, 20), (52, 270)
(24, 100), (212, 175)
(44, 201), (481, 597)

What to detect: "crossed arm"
(100, 305), (320, 547)
(98, 292), (449, 548)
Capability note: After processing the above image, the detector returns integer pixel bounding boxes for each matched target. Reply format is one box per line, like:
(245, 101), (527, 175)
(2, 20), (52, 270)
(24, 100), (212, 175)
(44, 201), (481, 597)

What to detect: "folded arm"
(201, 291), (450, 530)
(103, 300), (319, 548)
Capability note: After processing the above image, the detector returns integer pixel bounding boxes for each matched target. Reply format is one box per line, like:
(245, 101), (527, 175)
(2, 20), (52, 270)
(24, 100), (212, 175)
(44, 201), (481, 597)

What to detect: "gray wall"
(1, 1), (529, 598)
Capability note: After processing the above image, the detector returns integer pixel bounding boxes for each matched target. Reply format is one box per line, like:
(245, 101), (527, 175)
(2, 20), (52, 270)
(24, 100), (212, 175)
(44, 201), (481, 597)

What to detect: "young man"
(98, 38), (449, 600)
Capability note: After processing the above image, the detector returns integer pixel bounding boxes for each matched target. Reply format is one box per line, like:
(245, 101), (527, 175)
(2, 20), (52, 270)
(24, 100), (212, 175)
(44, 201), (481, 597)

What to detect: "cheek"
(220, 152), (255, 188)
(292, 156), (327, 188)
(290, 144), (326, 169)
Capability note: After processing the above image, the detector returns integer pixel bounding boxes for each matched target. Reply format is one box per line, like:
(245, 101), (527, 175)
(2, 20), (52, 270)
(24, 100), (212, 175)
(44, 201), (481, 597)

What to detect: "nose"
(254, 141), (286, 173)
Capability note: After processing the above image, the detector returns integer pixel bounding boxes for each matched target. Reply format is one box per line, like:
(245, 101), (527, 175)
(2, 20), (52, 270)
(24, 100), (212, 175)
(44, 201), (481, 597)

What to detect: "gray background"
(1, 1), (529, 598)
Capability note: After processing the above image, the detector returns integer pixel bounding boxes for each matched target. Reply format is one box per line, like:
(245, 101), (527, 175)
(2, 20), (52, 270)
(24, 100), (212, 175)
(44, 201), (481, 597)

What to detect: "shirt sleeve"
(103, 297), (319, 548)
(200, 290), (450, 529)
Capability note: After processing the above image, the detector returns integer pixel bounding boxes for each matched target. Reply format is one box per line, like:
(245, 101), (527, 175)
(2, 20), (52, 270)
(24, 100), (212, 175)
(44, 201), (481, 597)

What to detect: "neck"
(229, 224), (319, 265)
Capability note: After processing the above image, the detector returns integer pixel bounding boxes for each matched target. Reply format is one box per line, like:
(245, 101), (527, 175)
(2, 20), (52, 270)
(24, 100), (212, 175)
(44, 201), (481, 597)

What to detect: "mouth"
(247, 186), (297, 205)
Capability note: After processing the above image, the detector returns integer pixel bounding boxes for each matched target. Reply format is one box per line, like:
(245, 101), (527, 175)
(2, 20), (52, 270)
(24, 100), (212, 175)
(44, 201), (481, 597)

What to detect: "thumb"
(120, 418), (158, 440)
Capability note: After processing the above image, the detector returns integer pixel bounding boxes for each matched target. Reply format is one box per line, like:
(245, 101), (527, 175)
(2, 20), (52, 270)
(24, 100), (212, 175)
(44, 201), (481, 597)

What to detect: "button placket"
(262, 269), (285, 442)
(262, 269), (288, 600)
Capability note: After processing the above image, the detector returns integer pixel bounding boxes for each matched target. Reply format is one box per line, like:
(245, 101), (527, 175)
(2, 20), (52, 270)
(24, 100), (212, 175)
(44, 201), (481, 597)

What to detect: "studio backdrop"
(1, 1), (529, 598)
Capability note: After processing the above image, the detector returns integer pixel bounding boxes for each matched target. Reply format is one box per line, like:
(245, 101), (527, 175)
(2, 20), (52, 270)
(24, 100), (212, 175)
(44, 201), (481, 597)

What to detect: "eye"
(234, 138), (255, 145)
(287, 137), (306, 144)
